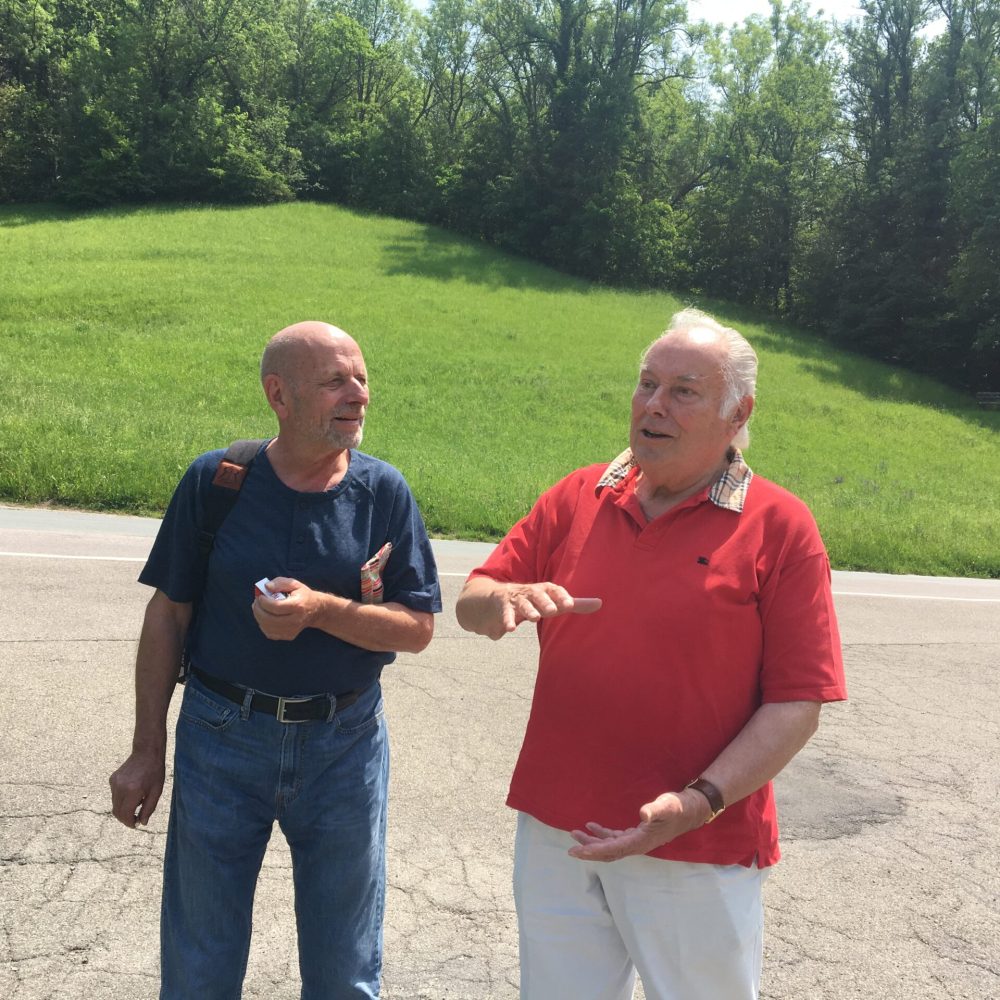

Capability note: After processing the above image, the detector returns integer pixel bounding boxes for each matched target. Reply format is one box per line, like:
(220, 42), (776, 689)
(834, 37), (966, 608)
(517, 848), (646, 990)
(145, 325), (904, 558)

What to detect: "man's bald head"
(259, 321), (369, 454)
(260, 321), (360, 385)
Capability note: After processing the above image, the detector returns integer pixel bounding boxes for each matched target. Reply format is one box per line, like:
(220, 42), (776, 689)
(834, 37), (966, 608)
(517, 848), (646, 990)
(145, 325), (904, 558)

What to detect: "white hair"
(640, 308), (758, 450)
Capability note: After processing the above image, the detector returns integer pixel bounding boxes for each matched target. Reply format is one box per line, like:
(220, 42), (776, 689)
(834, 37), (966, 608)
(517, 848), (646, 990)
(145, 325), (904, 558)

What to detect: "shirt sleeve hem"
(761, 687), (847, 704)
(388, 593), (442, 613)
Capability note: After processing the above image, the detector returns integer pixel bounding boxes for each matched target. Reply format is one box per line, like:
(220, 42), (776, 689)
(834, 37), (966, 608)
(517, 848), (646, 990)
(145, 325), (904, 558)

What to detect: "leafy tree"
(682, 1), (840, 312)
(946, 0), (1000, 386)
(0, 0), (994, 389)
(808, 0), (931, 367)
(459, 0), (688, 278)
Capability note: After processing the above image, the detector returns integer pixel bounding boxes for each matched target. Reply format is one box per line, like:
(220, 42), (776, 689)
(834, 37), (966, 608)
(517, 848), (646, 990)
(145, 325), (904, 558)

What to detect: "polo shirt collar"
(595, 447), (754, 513)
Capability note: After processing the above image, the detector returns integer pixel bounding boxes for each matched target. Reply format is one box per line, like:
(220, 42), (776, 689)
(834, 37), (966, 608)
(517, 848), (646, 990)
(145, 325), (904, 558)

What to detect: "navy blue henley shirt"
(139, 443), (442, 696)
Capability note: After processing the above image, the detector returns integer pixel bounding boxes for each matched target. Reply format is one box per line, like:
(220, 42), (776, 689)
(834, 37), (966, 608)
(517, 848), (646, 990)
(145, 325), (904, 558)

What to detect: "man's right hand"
(108, 589), (189, 829)
(456, 578), (602, 640)
(109, 749), (166, 828)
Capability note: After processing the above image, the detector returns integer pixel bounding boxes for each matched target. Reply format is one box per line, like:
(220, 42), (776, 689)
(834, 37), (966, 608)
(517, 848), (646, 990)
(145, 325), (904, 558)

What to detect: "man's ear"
(732, 395), (754, 430)
(263, 373), (290, 418)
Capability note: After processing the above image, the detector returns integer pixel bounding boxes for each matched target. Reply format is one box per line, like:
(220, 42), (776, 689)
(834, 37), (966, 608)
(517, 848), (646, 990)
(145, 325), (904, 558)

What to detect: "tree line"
(2, 0), (998, 389)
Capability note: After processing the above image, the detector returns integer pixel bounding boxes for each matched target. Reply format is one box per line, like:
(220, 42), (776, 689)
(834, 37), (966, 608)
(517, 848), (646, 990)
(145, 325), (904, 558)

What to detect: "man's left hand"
(252, 577), (318, 640)
(567, 789), (709, 862)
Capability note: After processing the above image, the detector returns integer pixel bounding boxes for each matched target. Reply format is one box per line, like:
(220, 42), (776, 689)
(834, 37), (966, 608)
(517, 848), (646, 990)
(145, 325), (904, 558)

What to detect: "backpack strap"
(195, 439), (266, 567)
(180, 439), (266, 683)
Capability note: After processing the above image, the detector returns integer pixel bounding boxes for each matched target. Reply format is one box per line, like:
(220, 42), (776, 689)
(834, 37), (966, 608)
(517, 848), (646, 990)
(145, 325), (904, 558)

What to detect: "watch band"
(686, 778), (726, 823)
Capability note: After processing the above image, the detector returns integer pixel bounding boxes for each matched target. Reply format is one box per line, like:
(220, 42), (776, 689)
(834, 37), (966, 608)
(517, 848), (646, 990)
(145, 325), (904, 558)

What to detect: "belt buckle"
(276, 695), (312, 724)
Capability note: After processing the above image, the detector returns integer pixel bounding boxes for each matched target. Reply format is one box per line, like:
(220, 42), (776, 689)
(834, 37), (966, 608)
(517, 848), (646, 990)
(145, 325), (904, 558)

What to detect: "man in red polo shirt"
(456, 309), (846, 1000)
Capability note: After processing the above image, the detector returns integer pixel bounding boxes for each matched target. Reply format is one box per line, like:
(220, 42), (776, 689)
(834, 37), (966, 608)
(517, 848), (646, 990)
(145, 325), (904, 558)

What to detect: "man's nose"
(645, 386), (669, 416)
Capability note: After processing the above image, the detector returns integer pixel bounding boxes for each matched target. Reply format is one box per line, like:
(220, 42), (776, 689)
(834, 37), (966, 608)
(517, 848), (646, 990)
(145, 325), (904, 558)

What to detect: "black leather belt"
(192, 667), (365, 723)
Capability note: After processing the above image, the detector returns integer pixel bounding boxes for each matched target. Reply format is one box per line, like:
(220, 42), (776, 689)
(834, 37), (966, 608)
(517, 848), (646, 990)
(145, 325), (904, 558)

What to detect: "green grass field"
(2, 202), (998, 577)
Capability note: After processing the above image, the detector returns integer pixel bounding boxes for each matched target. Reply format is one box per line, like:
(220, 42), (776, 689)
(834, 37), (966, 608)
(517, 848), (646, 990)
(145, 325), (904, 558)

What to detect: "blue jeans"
(160, 674), (389, 1000)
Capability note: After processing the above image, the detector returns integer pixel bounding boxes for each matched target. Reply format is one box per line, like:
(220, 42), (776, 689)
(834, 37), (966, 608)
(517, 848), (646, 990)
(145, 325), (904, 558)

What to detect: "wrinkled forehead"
(266, 330), (366, 381)
(641, 329), (728, 380)
(303, 335), (366, 373)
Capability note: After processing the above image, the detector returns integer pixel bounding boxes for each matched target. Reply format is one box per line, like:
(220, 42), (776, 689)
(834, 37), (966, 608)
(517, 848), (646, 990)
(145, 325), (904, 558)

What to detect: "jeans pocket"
(179, 680), (240, 732)
(334, 686), (384, 736)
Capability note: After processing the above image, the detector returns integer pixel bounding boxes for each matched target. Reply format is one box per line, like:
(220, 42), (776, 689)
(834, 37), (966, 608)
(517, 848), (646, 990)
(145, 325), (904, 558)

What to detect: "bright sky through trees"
(689, 0), (863, 25)
(408, 0), (868, 26)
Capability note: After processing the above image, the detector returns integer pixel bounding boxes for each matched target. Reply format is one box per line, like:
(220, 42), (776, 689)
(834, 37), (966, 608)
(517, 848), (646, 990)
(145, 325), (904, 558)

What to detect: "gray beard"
(325, 424), (363, 450)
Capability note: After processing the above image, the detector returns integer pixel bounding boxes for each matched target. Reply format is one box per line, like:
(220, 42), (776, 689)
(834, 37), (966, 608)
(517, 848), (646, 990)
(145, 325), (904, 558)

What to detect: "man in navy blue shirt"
(109, 321), (442, 999)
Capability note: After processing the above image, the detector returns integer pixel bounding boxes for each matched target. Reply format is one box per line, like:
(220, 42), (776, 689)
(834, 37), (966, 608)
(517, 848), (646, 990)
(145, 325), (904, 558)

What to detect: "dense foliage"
(3, 0), (998, 388)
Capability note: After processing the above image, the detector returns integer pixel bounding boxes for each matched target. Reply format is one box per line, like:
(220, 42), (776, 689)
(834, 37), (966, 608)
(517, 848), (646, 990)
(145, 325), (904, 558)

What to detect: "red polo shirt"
(469, 452), (846, 867)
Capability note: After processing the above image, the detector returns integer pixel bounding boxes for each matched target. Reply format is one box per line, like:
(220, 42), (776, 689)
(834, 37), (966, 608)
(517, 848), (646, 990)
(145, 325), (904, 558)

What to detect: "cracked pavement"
(1, 507), (998, 999)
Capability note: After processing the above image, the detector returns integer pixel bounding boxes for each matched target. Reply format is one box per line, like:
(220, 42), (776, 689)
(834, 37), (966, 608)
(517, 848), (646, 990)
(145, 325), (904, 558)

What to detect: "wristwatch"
(686, 778), (726, 823)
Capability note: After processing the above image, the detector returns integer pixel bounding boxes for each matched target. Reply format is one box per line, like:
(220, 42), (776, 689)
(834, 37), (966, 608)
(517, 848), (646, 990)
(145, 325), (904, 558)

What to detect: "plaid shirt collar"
(595, 447), (754, 513)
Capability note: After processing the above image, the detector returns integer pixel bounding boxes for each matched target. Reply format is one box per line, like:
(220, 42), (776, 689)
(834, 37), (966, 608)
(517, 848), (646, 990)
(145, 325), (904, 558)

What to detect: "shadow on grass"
(693, 298), (1000, 435)
(0, 204), (79, 227)
(0, 201), (273, 228)
(380, 228), (595, 294)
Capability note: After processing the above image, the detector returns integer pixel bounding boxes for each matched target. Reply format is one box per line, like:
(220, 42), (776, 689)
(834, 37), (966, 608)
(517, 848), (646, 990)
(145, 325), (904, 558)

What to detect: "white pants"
(513, 812), (768, 1000)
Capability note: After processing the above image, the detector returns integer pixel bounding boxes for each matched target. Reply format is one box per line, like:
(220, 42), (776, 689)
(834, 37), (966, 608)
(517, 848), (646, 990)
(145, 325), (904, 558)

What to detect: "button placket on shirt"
(289, 497), (311, 574)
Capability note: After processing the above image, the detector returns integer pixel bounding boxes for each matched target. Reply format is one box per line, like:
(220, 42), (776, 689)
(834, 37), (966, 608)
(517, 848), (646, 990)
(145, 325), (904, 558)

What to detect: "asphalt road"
(1, 505), (998, 1000)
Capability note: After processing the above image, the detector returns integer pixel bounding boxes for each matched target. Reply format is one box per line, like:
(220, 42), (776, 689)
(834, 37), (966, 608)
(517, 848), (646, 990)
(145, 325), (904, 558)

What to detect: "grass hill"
(2, 201), (997, 577)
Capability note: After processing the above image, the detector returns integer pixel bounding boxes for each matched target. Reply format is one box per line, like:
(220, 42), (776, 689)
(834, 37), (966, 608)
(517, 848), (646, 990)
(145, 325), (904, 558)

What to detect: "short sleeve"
(380, 476), (442, 614)
(138, 452), (221, 603)
(758, 549), (847, 703)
